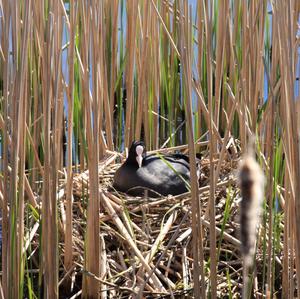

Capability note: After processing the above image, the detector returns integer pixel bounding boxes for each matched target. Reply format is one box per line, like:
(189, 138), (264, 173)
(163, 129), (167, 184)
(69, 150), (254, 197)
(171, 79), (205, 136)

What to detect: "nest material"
(61, 144), (242, 298)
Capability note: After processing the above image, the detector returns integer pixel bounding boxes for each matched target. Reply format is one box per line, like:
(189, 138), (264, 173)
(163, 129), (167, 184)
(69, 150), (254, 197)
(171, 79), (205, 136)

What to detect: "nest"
(59, 142), (243, 298)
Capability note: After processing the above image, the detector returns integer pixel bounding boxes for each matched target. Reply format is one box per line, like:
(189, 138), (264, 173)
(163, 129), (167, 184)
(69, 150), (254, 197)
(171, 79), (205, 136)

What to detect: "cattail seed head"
(239, 155), (265, 268)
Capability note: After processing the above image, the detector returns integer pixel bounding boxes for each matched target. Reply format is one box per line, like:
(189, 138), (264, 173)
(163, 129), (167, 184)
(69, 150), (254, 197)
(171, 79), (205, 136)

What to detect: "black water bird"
(113, 141), (199, 197)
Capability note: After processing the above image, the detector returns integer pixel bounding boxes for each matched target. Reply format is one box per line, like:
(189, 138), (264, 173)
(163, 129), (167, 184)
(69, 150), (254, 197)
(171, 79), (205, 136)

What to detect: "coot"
(113, 141), (199, 197)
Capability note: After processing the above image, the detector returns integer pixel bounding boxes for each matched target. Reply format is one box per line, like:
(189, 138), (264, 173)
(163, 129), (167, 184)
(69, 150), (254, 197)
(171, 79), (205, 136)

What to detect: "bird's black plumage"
(113, 141), (199, 197)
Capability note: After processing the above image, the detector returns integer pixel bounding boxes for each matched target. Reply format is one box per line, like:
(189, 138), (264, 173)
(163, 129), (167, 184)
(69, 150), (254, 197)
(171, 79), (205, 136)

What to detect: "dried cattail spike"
(239, 154), (265, 268)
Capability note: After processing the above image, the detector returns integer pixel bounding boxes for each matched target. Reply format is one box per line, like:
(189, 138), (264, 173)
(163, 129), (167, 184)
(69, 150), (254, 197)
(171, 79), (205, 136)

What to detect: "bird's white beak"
(135, 144), (144, 168)
(136, 154), (143, 168)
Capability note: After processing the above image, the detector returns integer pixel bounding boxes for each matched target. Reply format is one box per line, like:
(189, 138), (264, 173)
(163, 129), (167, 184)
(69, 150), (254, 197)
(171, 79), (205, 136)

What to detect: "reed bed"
(0, 0), (299, 298)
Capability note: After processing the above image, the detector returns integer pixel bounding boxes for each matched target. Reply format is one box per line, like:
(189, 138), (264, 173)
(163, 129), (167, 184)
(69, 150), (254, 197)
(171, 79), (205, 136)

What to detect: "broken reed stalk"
(239, 152), (265, 299)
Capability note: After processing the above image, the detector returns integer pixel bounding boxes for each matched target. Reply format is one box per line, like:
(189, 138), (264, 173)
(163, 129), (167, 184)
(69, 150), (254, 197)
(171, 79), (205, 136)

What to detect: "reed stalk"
(179, 2), (205, 297)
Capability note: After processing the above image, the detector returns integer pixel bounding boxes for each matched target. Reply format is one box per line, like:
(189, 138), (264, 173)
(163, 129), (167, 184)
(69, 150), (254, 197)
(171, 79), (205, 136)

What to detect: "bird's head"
(128, 141), (146, 168)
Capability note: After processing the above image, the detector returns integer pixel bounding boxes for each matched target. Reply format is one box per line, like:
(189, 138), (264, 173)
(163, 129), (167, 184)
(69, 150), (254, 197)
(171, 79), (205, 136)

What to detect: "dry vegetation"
(0, 0), (299, 298)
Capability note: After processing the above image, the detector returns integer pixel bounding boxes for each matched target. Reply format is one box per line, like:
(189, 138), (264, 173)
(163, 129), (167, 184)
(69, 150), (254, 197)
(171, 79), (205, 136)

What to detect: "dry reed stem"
(179, 2), (205, 298)
(63, 0), (77, 291)
(99, 2), (114, 152)
(214, 0), (229, 130)
(151, 1), (160, 149)
(109, 0), (119, 119)
(202, 0), (218, 296)
(275, 2), (300, 297)
(124, 0), (138, 148)
(135, 1), (150, 143)
(79, 3), (101, 297)
(5, 0), (31, 297)
(1, 0), (10, 295)
(38, 1), (62, 296)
